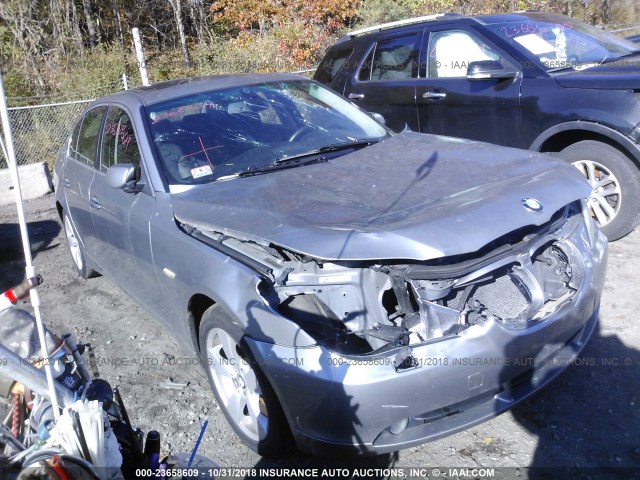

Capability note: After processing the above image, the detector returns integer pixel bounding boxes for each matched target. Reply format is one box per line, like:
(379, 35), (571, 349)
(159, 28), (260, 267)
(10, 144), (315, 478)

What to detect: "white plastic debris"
(46, 399), (123, 480)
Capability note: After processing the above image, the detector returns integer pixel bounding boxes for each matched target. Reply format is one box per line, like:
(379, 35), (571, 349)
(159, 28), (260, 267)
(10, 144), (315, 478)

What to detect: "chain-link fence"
(0, 99), (94, 169)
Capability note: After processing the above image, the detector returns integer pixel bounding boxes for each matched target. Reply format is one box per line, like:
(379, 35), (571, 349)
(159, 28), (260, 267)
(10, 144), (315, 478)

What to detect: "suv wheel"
(198, 305), (292, 457)
(557, 140), (640, 241)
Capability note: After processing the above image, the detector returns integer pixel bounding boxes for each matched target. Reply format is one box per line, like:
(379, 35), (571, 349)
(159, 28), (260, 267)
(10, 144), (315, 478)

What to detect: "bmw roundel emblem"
(522, 197), (544, 214)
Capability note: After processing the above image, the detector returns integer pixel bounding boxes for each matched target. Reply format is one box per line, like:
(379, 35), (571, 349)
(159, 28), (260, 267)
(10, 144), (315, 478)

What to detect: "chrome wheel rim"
(572, 159), (621, 227)
(64, 216), (83, 270)
(205, 328), (267, 442)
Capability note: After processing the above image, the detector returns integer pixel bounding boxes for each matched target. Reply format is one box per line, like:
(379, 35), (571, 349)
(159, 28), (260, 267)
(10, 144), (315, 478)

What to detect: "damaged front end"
(185, 201), (601, 363)
(182, 199), (606, 453)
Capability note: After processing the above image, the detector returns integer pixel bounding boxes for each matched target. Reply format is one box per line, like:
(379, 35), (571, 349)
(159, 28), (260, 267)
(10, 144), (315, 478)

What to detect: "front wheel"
(556, 140), (640, 241)
(198, 305), (292, 457)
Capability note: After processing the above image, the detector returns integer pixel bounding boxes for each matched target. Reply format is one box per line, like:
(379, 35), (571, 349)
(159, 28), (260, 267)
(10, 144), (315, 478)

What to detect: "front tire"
(63, 212), (97, 278)
(198, 305), (292, 457)
(556, 140), (640, 241)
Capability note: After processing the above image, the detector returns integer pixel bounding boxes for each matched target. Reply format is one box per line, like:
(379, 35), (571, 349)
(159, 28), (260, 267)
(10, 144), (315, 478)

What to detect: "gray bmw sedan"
(54, 73), (607, 457)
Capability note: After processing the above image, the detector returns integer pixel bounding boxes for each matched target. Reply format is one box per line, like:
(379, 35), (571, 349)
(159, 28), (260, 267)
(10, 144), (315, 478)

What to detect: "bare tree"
(167, 0), (192, 67)
(0, 0), (46, 88)
(187, 0), (206, 43)
(112, 0), (125, 48)
(82, 0), (97, 50)
(67, 0), (86, 57)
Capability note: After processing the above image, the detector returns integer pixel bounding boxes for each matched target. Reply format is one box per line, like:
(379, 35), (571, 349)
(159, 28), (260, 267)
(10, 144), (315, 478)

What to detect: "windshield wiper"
(273, 139), (379, 165)
(214, 139), (381, 182)
(215, 156), (330, 181)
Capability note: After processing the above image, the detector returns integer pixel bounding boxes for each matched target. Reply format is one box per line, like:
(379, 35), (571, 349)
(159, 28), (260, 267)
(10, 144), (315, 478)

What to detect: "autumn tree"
(210, 0), (361, 34)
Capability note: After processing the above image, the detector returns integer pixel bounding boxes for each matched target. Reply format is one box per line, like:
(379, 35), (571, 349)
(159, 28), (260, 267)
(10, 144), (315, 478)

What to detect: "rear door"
(62, 106), (106, 259)
(416, 25), (523, 146)
(344, 31), (422, 132)
(90, 106), (158, 301)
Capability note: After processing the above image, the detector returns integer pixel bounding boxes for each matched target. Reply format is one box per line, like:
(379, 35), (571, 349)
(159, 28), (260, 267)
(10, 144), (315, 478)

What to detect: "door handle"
(348, 93), (365, 100)
(422, 91), (447, 99)
(63, 178), (71, 188)
(90, 196), (101, 209)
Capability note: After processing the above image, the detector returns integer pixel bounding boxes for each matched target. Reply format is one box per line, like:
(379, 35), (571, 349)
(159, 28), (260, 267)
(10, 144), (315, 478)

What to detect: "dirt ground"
(0, 194), (638, 479)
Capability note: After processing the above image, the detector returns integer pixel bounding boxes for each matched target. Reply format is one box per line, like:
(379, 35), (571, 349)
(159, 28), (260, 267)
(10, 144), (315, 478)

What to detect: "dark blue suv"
(315, 11), (640, 240)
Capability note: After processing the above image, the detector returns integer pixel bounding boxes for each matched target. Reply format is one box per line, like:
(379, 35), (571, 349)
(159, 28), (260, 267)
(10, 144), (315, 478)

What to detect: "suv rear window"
(315, 48), (354, 84)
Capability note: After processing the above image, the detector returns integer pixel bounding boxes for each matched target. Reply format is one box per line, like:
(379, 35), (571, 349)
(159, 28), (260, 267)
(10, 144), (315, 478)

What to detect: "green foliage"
(355, 0), (413, 26)
(2, 70), (37, 100)
(56, 47), (134, 99)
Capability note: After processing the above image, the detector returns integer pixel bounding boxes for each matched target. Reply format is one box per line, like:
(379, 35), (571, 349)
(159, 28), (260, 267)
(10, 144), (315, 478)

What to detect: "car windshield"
(146, 80), (389, 184)
(486, 17), (639, 72)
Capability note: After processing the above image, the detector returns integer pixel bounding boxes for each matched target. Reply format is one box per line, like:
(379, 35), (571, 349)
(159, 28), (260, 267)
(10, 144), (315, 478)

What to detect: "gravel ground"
(0, 194), (638, 479)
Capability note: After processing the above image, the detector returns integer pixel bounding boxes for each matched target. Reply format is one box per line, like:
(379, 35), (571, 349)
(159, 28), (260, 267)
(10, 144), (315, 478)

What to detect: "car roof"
(335, 11), (569, 44)
(473, 11), (569, 25)
(95, 72), (307, 107)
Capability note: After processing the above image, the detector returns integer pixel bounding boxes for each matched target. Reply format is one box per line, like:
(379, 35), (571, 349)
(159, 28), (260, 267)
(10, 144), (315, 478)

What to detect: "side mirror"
(105, 164), (143, 193)
(369, 112), (386, 125)
(466, 60), (519, 80)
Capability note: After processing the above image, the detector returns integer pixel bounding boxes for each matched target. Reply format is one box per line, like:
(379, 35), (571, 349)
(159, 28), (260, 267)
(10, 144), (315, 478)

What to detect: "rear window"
(76, 106), (106, 168)
(315, 48), (354, 84)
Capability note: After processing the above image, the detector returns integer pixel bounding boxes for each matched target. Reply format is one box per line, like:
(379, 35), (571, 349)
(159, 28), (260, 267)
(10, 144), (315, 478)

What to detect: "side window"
(315, 48), (354, 84)
(362, 34), (419, 81)
(76, 106), (106, 168)
(67, 120), (82, 159)
(428, 30), (503, 78)
(358, 47), (374, 81)
(100, 107), (141, 173)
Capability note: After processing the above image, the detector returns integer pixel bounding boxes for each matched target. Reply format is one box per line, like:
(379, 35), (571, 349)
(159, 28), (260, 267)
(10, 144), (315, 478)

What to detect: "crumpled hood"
(172, 132), (591, 261)
(554, 55), (640, 89)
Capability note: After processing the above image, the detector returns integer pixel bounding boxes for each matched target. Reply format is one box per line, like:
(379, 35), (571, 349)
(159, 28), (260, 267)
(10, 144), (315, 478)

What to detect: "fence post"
(132, 28), (150, 86)
(122, 73), (129, 90)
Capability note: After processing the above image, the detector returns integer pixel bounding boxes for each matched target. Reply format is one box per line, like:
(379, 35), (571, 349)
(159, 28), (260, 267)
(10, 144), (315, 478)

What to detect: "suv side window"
(359, 34), (419, 81)
(76, 106), (106, 168)
(315, 48), (354, 84)
(100, 107), (141, 173)
(427, 30), (503, 78)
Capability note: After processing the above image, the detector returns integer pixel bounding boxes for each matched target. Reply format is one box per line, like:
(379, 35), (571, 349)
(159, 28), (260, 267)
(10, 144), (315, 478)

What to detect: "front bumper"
(246, 230), (607, 455)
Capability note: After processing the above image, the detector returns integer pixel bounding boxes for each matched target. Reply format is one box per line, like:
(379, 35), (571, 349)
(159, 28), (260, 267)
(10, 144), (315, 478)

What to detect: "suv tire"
(557, 140), (640, 241)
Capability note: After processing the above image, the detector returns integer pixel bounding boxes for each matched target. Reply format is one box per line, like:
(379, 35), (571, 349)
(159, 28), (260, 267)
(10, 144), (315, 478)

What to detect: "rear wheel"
(63, 212), (97, 278)
(556, 140), (640, 241)
(198, 305), (292, 457)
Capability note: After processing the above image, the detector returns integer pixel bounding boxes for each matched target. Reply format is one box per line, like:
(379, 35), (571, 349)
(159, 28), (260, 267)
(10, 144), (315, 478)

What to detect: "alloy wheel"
(205, 327), (268, 442)
(572, 159), (622, 227)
